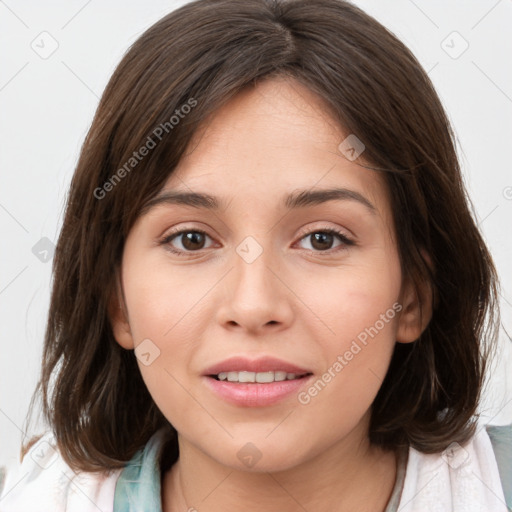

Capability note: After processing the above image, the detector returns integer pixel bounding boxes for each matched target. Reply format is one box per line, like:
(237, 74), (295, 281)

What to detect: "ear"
(108, 273), (135, 350)
(396, 251), (434, 344)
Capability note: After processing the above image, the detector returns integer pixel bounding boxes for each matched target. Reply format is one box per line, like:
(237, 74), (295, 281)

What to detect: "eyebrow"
(141, 187), (376, 216)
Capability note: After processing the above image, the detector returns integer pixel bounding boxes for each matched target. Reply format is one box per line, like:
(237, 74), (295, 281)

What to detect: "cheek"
(311, 258), (401, 343)
(301, 257), (401, 398)
(123, 255), (209, 344)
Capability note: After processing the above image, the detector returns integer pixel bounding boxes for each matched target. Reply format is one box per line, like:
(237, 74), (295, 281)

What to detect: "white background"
(1, 0), (511, 471)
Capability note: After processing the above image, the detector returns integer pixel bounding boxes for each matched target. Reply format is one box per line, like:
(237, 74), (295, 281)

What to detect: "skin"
(110, 76), (432, 512)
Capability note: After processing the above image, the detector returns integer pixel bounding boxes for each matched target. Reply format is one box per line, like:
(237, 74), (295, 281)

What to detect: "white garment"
(0, 423), (508, 511)
(0, 431), (121, 512)
(397, 423), (508, 512)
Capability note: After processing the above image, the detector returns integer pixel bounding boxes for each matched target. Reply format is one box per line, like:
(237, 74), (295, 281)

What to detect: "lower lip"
(202, 375), (313, 407)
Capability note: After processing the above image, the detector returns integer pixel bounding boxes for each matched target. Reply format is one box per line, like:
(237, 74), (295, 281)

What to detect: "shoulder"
(0, 431), (122, 512)
(486, 423), (512, 511)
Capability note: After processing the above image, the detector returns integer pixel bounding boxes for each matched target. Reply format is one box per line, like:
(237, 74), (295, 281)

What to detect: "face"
(111, 77), (427, 472)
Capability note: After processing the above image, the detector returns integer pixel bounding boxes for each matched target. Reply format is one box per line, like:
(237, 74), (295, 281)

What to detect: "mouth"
(202, 355), (312, 377)
(208, 371), (312, 383)
(201, 356), (314, 407)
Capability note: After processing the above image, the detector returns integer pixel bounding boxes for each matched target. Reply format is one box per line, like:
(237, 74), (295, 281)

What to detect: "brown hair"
(22, 0), (501, 473)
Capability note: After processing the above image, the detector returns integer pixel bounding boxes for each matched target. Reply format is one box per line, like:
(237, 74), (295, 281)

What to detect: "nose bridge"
(216, 233), (294, 332)
(233, 234), (277, 302)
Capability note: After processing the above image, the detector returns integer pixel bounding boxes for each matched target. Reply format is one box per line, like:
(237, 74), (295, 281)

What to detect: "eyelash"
(159, 225), (356, 257)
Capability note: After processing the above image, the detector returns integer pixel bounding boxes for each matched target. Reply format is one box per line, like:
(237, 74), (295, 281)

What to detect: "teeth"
(216, 371), (305, 383)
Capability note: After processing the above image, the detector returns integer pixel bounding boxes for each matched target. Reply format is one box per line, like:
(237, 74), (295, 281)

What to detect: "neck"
(161, 418), (398, 512)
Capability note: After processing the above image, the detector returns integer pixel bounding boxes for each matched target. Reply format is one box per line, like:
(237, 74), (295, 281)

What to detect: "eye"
(295, 227), (355, 254)
(160, 228), (214, 255)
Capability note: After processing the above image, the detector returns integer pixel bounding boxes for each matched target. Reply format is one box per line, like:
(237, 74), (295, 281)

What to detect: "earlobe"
(108, 277), (135, 350)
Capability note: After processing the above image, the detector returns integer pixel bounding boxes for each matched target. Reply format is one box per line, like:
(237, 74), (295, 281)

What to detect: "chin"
(210, 439), (312, 474)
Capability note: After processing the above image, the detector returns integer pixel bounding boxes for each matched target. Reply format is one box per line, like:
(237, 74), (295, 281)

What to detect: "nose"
(215, 241), (294, 335)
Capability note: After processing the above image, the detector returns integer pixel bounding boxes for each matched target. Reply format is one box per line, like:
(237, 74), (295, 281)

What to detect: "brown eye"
(162, 229), (213, 254)
(297, 229), (354, 253)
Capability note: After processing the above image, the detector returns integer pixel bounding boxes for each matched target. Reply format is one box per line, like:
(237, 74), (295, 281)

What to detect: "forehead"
(158, 77), (390, 219)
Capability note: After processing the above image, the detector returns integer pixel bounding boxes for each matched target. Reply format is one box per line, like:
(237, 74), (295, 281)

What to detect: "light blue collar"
(114, 427), (171, 511)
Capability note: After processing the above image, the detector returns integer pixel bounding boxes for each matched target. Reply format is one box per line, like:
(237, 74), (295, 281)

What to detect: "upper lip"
(202, 356), (312, 376)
